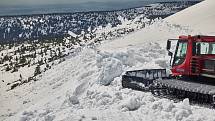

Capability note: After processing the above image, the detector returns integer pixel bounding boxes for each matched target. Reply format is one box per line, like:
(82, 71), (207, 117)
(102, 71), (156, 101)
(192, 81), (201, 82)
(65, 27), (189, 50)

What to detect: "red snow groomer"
(122, 35), (215, 105)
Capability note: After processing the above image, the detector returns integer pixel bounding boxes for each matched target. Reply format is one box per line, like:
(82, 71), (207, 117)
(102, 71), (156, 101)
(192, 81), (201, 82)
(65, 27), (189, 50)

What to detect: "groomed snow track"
(122, 69), (215, 106)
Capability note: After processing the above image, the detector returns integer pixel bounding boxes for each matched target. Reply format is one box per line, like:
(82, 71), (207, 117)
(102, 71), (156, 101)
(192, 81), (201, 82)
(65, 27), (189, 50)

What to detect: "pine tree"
(15, 56), (18, 62)
(12, 63), (18, 73)
(33, 51), (36, 58)
(19, 74), (22, 80)
(5, 65), (11, 71)
(34, 65), (41, 76)
(14, 50), (17, 55)
(20, 56), (26, 64)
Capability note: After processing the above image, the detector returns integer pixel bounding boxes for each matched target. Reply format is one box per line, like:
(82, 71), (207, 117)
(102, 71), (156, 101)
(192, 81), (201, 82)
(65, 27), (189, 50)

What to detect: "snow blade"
(122, 69), (168, 91)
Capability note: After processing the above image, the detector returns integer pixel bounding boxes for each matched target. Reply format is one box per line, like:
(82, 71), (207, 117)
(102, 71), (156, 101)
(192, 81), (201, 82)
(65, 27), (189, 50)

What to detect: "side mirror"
(167, 40), (171, 50)
(168, 51), (173, 57)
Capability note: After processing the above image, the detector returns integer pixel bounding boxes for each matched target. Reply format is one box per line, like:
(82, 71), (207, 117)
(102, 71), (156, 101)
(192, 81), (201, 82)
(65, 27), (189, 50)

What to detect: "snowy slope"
(1, 0), (215, 121)
(165, 0), (215, 35)
(3, 39), (215, 121)
(99, 19), (193, 50)
(100, 0), (215, 50)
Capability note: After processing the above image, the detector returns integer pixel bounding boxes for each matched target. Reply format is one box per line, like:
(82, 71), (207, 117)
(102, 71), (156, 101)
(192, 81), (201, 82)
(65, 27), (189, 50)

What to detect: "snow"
(165, 0), (215, 35)
(68, 30), (77, 38)
(99, 18), (193, 50)
(97, 52), (123, 86)
(119, 96), (142, 111)
(1, 0), (215, 121)
(67, 95), (80, 105)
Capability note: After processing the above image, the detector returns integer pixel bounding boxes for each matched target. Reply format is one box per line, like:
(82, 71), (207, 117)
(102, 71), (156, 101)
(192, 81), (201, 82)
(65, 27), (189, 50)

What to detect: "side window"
(196, 42), (215, 54)
(200, 42), (209, 54)
(208, 43), (215, 54)
(211, 43), (215, 54)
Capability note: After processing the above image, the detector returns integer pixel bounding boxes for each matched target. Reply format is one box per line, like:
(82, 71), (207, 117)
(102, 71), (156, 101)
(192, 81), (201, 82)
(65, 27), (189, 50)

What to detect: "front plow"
(122, 69), (169, 91)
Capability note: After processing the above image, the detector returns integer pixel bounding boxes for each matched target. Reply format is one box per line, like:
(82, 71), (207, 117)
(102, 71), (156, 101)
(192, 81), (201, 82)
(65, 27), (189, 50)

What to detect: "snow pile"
(174, 99), (192, 121)
(97, 52), (123, 86)
(119, 96), (142, 111)
(83, 84), (122, 108)
(1, 40), (169, 121)
(67, 95), (80, 105)
(165, 0), (215, 35)
(96, 41), (167, 86)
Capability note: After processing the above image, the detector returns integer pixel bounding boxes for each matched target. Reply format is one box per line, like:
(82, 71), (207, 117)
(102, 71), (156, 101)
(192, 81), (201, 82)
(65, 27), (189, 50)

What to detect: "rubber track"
(156, 79), (215, 95)
(153, 79), (215, 105)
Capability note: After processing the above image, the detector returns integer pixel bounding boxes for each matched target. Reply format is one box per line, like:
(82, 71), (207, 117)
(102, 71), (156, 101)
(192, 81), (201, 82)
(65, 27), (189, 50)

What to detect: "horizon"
(0, 0), (201, 16)
(0, 0), (145, 6)
(0, 0), (161, 16)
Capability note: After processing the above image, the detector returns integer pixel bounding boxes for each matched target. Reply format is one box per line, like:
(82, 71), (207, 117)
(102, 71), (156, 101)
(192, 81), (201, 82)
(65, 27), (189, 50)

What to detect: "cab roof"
(179, 35), (215, 42)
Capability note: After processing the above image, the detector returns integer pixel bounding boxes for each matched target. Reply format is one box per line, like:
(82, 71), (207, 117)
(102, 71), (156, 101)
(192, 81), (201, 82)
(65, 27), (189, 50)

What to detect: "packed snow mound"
(119, 95), (143, 111)
(165, 0), (215, 35)
(97, 52), (123, 86)
(1, 43), (168, 121)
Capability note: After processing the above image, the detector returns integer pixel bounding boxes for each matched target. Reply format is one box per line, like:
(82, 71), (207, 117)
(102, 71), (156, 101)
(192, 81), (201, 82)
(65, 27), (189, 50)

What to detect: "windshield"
(173, 41), (188, 66)
(195, 42), (215, 55)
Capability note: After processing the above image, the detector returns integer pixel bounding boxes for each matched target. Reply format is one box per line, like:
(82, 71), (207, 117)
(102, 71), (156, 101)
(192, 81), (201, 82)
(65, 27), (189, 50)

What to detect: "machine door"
(173, 41), (188, 66)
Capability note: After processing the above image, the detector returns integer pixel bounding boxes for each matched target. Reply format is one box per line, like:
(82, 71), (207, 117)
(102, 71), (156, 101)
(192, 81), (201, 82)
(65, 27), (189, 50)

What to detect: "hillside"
(165, 0), (215, 35)
(100, 0), (215, 50)
(0, 1), (197, 43)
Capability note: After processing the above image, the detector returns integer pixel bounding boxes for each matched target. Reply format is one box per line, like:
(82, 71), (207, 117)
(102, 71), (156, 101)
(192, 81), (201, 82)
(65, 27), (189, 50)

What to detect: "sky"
(0, 0), (162, 16)
(0, 0), (145, 6)
(0, 0), (195, 6)
(0, 0), (197, 16)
